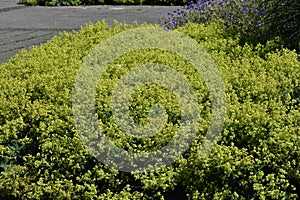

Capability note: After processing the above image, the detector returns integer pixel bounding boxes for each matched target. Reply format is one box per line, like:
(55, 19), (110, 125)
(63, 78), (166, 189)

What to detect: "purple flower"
(218, 2), (224, 6)
(188, 4), (195, 9)
(242, 4), (249, 11)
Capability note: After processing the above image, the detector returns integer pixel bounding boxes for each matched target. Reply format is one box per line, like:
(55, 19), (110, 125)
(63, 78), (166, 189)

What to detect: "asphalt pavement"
(0, 0), (176, 64)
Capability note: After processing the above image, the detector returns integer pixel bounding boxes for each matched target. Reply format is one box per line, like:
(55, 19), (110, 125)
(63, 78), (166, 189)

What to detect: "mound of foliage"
(25, 0), (189, 6)
(164, 0), (300, 52)
(0, 20), (299, 199)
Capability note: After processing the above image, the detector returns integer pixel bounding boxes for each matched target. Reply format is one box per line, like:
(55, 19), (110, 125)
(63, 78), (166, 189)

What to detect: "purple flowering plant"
(163, 0), (299, 51)
(164, 0), (267, 44)
(164, 0), (264, 30)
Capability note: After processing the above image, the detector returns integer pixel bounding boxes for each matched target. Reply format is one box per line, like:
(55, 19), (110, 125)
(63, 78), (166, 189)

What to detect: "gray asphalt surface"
(0, 0), (176, 64)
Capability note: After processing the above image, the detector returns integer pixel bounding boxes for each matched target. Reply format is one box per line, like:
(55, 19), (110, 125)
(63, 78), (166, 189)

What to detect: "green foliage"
(0, 21), (299, 199)
(26, 0), (38, 5)
(261, 0), (300, 52)
(178, 22), (300, 199)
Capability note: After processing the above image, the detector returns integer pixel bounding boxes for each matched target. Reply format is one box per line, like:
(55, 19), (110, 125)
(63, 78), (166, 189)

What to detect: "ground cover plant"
(0, 19), (299, 199)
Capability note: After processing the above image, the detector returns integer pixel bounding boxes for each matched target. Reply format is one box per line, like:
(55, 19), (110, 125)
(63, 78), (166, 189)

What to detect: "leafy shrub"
(25, 0), (38, 5)
(164, 0), (300, 52)
(0, 21), (299, 199)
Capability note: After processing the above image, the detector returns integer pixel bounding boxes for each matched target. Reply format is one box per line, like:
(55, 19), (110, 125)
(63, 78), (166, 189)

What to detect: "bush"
(0, 21), (299, 199)
(26, 0), (38, 5)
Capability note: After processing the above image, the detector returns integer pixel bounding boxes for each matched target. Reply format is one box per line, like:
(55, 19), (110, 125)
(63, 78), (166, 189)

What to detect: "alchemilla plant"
(0, 20), (299, 199)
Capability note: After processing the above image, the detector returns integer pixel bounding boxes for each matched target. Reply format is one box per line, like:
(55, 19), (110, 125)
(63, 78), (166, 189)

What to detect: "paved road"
(0, 1), (176, 64)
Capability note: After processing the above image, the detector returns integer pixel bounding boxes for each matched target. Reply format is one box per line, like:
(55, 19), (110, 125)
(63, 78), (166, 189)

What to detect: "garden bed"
(0, 20), (299, 199)
(1, 0), (300, 199)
